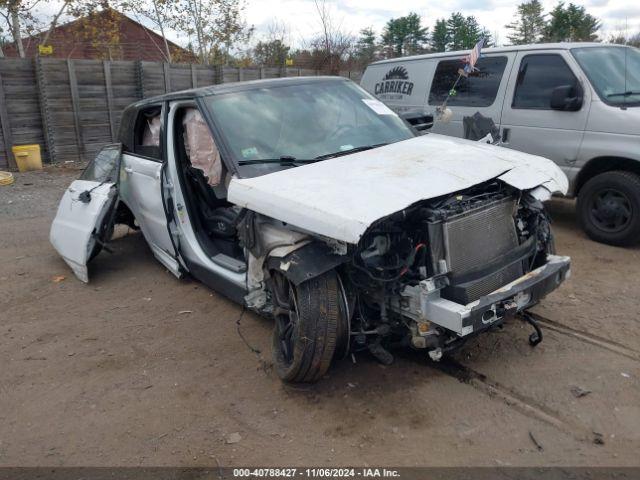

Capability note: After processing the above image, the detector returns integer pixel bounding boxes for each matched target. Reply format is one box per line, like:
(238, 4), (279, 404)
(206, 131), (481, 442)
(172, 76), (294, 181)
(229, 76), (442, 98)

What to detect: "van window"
(428, 56), (508, 107)
(512, 54), (578, 109)
(133, 106), (162, 160)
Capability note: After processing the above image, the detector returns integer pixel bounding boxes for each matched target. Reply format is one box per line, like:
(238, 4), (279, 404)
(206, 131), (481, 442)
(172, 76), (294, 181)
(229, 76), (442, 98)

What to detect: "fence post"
(0, 68), (17, 170)
(35, 57), (55, 163)
(103, 60), (116, 142)
(259, 67), (264, 79)
(238, 67), (243, 82)
(163, 62), (171, 92)
(214, 65), (223, 84)
(67, 59), (84, 161)
(191, 64), (197, 88)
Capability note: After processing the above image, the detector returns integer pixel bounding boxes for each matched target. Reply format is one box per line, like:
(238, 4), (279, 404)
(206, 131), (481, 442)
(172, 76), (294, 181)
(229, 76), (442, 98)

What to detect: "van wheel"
(577, 171), (640, 246)
(270, 270), (342, 383)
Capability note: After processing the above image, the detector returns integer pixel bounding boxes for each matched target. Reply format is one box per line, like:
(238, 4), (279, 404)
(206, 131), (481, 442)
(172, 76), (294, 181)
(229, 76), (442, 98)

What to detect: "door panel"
(50, 180), (117, 282)
(500, 51), (590, 166)
(50, 144), (122, 282)
(121, 153), (180, 275)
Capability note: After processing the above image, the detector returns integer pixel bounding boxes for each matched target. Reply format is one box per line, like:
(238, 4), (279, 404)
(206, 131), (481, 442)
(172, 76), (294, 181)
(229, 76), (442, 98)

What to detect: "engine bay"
(341, 180), (557, 362)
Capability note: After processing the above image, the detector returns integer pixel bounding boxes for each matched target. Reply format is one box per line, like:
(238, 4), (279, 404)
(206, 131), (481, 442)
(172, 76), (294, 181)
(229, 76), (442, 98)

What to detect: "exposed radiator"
(427, 196), (523, 304)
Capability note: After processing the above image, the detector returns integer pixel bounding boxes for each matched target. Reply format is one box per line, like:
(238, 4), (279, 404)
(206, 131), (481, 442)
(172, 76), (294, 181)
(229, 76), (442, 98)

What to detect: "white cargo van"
(361, 43), (640, 246)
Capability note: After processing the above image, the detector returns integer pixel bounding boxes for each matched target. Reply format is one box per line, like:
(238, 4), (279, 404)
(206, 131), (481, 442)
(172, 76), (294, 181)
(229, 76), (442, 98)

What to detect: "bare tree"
(127, 0), (175, 62)
(308, 0), (353, 73)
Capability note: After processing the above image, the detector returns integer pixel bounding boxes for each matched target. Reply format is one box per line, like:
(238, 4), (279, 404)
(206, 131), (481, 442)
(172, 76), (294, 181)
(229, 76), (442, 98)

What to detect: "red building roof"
(3, 8), (195, 62)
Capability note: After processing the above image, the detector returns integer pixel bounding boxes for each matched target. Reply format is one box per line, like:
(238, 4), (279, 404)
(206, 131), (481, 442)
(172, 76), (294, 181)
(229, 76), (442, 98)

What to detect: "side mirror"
(400, 110), (433, 132)
(550, 84), (583, 111)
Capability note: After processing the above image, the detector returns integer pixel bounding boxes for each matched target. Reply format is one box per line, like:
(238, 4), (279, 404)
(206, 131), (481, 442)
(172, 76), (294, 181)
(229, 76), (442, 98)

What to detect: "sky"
(244, 0), (640, 47)
(29, 0), (640, 50)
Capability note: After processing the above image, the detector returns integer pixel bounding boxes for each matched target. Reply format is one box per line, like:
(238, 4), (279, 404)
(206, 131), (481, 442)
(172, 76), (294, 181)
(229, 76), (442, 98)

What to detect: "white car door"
(119, 105), (181, 276)
(50, 144), (121, 282)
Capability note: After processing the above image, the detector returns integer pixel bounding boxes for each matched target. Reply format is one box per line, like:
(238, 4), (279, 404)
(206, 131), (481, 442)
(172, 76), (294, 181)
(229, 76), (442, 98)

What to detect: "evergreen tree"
(544, 2), (600, 42)
(381, 12), (429, 57)
(431, 18), (449, 52)
(354, 27), (377, 65)
(253, 39), (290, 66)
(505, 0), (546, 45)
(447, 13), (488, 50)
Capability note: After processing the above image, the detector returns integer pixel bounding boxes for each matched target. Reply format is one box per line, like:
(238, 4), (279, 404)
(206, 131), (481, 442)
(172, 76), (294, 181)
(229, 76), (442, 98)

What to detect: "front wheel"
(270, 270), (344, 383)
(577, 171), (640, 246)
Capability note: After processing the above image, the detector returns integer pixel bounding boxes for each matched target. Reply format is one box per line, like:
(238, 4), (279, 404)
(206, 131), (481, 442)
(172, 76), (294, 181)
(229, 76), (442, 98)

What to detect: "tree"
(127, 0), (175, 62)
(431, 18), (449, 52)
(381, 12), (428, 57)
(446, 12), (488, 51)
(253, 39), (289, 66)
(213, 0), (253, 64)
(544, 2), (600, 42)
(609, 32), (640, 48)
(505, 0), (546, 45)
(354, 27), (377, 66)
(307, 0), (354, 73)
(0, 0), (40, 57)
(66, 3), (127, 60)
(171, 0), (253, 65)
(252, 20), (289, 66)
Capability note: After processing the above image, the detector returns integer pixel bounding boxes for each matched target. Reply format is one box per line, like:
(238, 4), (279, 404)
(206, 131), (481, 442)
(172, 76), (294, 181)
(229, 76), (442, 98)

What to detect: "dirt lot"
(1, 168), (639, 467)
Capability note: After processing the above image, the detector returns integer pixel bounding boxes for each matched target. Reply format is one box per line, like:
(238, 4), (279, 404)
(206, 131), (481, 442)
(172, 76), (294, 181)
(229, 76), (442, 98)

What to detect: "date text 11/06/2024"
(233, 468), (401, 478)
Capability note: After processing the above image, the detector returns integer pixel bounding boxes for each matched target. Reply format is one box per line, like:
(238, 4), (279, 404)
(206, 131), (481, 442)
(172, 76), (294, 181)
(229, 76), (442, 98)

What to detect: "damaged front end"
(337, 180), (570, 362)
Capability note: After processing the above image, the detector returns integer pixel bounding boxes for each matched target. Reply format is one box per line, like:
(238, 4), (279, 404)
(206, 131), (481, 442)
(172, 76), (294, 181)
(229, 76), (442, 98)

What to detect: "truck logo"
(374, 66), (414, 96)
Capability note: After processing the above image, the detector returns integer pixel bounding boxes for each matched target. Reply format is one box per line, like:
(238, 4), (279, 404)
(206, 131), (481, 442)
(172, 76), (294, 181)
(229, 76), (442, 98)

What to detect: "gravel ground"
(0, 168), (639, 467)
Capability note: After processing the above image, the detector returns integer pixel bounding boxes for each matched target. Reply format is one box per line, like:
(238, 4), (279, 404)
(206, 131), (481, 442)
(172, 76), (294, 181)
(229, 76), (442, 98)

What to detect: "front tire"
(270, 270), (342, 383)
(577, 171), (640, 246)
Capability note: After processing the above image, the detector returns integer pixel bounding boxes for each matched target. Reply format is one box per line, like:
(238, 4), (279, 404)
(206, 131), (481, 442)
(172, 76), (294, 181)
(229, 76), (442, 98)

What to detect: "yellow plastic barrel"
(12, 144), (43, 172)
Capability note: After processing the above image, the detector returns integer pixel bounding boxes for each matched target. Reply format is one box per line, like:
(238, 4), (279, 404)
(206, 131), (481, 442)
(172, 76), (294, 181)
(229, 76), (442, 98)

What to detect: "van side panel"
(363, 54), (517, 139)
(499, 50), (591, 185)
(360, 60), (433, 113)
(428, 53), (517, 138)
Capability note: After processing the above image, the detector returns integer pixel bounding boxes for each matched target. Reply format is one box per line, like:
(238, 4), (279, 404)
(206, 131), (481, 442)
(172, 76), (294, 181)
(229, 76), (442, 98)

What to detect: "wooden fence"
(0, 57), (363, 170)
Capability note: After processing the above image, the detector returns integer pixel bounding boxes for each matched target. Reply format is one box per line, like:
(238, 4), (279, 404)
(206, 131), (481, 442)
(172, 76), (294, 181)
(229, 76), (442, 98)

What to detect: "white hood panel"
(228, 134), (568, 244)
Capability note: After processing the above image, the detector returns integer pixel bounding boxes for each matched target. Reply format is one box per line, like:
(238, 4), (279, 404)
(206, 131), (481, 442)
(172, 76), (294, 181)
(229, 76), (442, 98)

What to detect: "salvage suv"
(51, 77), (571, 383)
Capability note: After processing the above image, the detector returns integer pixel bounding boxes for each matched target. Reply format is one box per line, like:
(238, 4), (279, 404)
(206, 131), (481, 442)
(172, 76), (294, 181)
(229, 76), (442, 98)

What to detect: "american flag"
(463, 38), (484, 74)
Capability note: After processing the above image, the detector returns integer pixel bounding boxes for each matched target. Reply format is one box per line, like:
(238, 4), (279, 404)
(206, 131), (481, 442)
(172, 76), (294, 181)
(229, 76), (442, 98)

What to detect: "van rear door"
(428, 53), (516, 138)
(499, 50), (590, 168)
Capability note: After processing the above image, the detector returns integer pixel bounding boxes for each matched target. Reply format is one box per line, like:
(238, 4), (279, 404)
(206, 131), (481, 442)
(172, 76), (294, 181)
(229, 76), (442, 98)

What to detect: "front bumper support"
(395, 255), (571, 337)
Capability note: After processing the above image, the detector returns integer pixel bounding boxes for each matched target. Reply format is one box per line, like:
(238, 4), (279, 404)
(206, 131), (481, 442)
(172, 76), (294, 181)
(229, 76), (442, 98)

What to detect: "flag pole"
(437, 37), (484, 116)
(441, 73), (464, 110)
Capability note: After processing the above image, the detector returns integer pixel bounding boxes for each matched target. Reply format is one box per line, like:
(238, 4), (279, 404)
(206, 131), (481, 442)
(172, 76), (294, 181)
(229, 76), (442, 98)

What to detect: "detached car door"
(50, 144), (121, 282)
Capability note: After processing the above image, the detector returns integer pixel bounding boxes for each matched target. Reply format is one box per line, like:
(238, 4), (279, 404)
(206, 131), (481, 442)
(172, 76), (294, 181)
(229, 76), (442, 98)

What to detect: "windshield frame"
(571, 45), (640, 108)
(200, 78), (415, 178)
